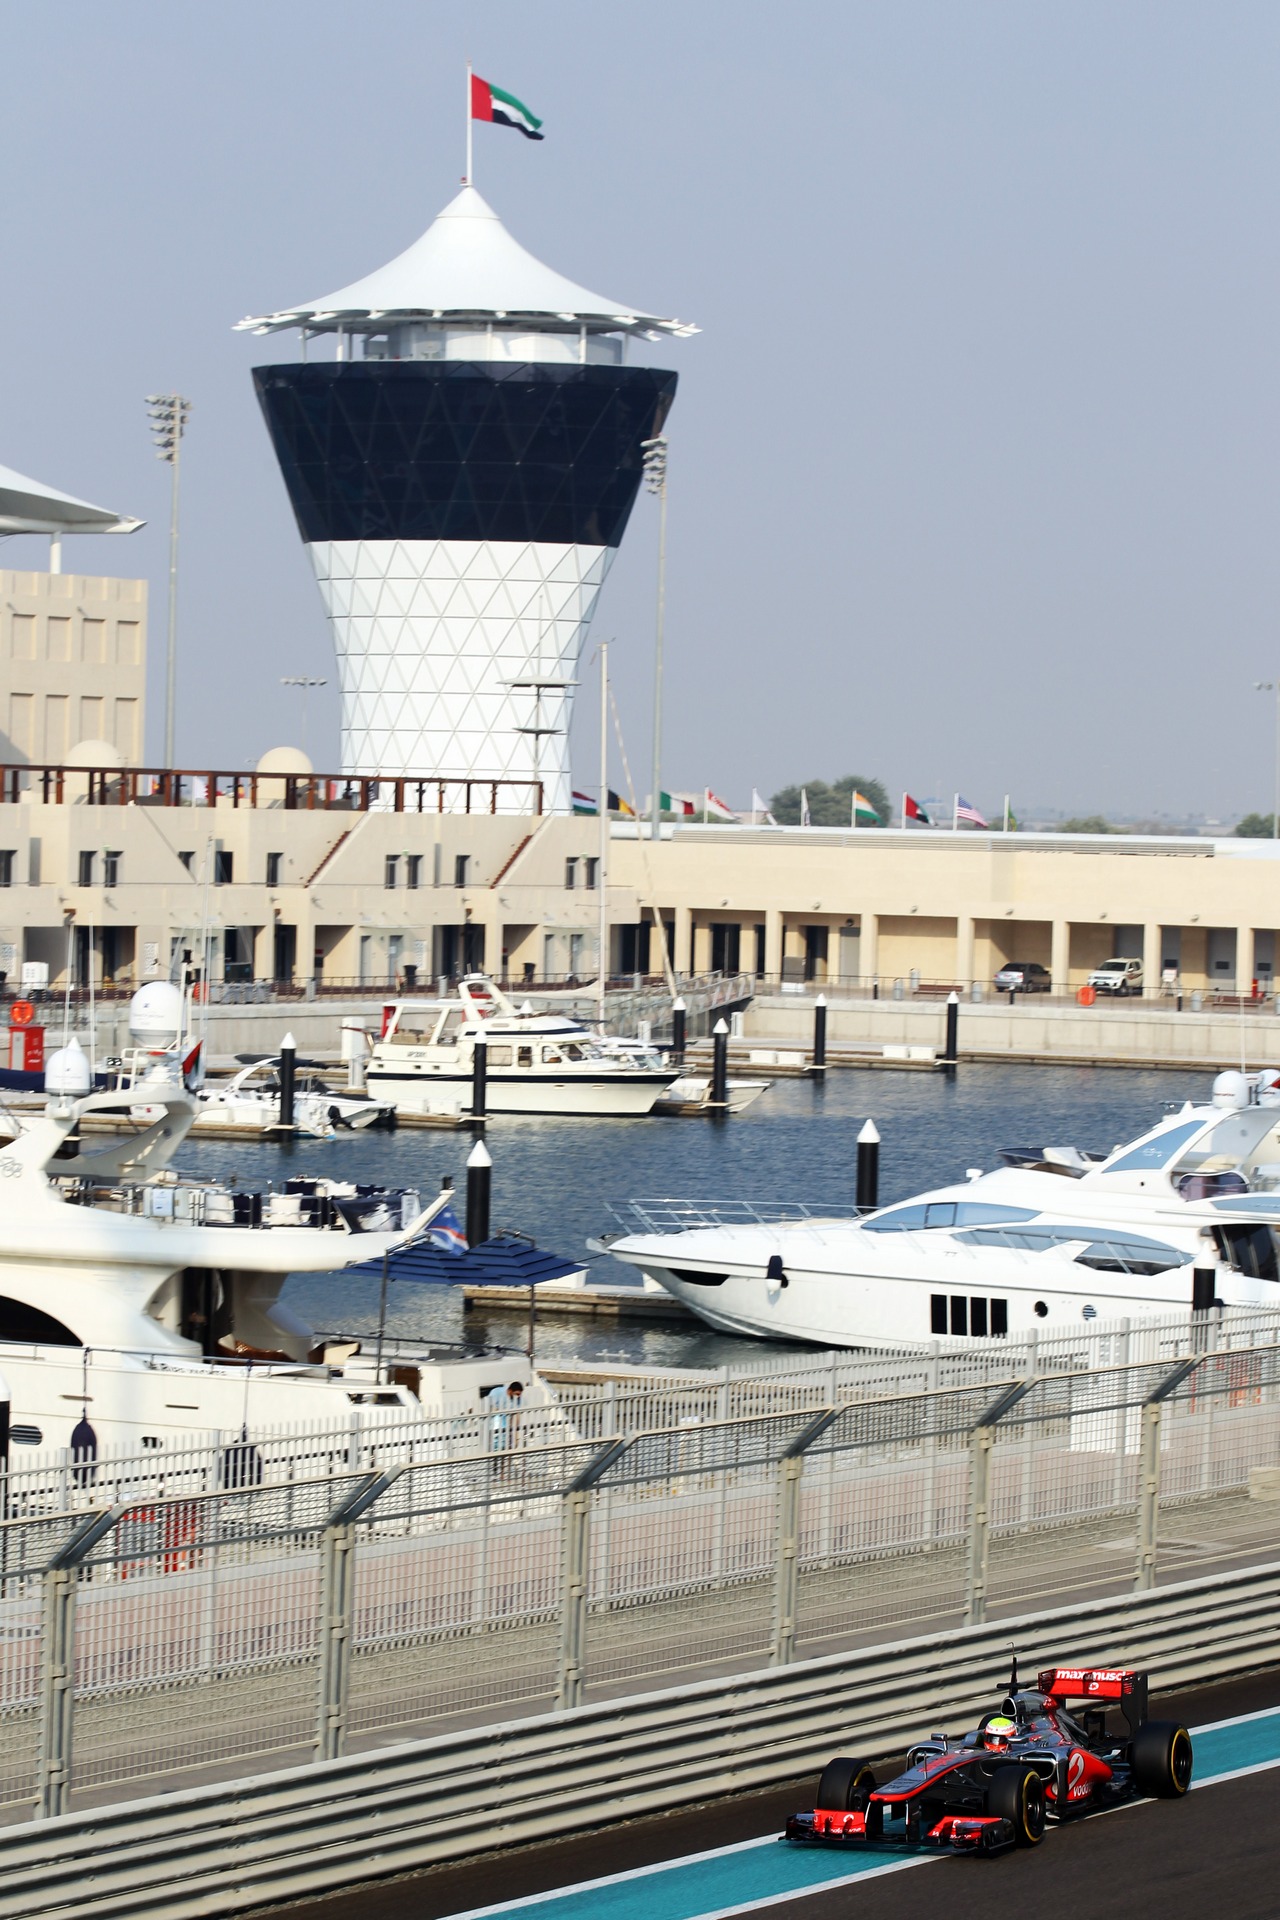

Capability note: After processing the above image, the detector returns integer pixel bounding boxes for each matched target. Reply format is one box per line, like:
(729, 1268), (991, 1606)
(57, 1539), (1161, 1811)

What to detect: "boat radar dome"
(44, 1037), (91, 1098)
(129, 982), (185, 1052)
(1212, 1069), (1250, 1110)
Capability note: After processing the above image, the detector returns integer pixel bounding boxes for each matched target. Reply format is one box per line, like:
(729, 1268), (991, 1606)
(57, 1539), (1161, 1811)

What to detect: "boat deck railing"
(611, 1197), (866, 1235)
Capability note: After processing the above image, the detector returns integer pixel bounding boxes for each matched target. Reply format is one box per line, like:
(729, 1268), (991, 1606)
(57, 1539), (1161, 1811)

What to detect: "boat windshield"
(957, 1224), (1189, 1272)
(862, 1202), (1039, 1232)
(1101, 1119), (1208, 1175)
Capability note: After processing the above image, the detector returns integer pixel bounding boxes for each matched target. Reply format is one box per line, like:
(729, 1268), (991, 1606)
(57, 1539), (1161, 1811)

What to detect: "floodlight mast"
(146, 394), (192, 767)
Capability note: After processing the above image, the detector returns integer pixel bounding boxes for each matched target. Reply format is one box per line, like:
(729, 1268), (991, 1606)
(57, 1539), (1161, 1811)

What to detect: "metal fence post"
(316, 1470), (402, 1762)
(1135, 1360), (1198, 1593)
(771, 1409), (841, 1667)
(965, 1382), (1037, 1626)
(557, 1441), (626, 1712)
(36, 1506), (126, 1819)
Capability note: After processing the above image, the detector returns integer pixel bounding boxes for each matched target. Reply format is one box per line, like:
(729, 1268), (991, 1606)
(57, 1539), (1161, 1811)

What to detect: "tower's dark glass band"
(253, 361), (677, 548)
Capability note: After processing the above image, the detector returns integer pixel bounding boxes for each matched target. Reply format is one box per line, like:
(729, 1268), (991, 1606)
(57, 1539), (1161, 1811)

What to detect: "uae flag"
(903, 793), (931, 826)
(470, 74), (544, 140)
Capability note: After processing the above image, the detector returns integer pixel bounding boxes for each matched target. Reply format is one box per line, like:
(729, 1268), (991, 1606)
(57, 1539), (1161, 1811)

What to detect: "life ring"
(10, 1000), (34, 1027)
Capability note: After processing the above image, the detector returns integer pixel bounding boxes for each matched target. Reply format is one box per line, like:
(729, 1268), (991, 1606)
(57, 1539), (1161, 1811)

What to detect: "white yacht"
(595, 1034), (769, 1116)
(136, 1055), (397, 1140)
(366, 976), (678, 1118)
(606, 1071), (1280, 1349)
(0, 1071), (549, 1456)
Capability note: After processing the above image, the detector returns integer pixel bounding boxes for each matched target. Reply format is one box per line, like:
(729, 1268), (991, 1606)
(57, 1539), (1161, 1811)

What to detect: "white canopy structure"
(235, 186), (696, 342)
(0, 462), (142, 538)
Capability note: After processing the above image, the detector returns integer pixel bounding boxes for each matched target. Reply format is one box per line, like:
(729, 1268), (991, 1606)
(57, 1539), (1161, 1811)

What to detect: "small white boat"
(366, 976), (678, 1118)
(595, 1035), (769, 1115)
(183, 1056), (396, 1139)
(606, 1071), (1280, 1349)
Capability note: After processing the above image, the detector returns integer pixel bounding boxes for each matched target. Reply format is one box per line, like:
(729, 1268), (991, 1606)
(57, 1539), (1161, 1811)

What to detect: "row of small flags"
(573, 787), (1016, 830)
(573, 787), (746, 822)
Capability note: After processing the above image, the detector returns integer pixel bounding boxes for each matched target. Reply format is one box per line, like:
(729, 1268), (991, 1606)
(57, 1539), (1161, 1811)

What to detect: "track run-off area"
(291, 1672), (1280, 1920)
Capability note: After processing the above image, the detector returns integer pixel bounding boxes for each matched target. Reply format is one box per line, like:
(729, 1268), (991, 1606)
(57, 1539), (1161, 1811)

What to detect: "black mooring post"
(811, 993), (827, 1077)
(469, 1027), (488, 1128)
(942, 991), (959, 1074)
(278, 1031), (297, 1129)
(466, 1137), (492, 1248)
(671, 996), (687, 1063)
(856, 1118), (880, 1212)
(710, 1018), (729, 1111)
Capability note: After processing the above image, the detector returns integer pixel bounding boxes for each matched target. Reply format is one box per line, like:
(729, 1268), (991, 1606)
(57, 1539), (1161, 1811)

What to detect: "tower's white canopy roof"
(235, 186), (696, 340)
(0, 462), (142, 537)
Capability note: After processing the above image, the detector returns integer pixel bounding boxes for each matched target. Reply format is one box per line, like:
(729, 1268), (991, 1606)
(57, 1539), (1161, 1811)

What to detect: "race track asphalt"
(279, 1669), (1280, 1920)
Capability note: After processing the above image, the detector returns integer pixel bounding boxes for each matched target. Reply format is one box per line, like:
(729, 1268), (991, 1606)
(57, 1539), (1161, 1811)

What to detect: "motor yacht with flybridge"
(605, 1070), (1280, 1349)
(0, 1001), (552, 1456)
(366, 975), (678, 1117)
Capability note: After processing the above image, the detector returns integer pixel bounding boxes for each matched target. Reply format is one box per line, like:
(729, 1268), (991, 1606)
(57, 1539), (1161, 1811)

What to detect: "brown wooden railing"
(0, 765), (544, 816)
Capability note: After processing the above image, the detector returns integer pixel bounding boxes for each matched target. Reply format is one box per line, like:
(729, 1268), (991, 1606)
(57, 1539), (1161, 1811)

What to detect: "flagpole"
(953, 794), (959, 832)
(465, 64), (473, 184)
(1003, 793), (1010, 833)
(598, 642), (608, 1030)
(901, 792), (907, 830)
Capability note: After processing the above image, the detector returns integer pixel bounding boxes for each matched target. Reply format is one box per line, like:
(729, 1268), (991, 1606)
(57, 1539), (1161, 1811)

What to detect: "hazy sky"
(2, 2), (1279, 820)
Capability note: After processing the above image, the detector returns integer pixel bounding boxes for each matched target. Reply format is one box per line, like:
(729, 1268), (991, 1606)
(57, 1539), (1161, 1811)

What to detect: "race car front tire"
(986, 1763), (1047, 1846)
(1131, 1721), (1194, 1798)
(815, 1756), (876, 1812)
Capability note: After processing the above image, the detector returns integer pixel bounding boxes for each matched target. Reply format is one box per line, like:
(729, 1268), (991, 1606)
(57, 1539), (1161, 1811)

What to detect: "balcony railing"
(0, 763), (544, 815)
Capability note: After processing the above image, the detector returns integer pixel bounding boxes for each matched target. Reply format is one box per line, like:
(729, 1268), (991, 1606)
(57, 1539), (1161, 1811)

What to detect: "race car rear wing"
(1037, 1667), (1148, 1733)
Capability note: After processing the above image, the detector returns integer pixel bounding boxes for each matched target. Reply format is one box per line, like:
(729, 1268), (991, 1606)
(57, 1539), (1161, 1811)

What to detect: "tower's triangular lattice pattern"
(309, 538), (611, 813)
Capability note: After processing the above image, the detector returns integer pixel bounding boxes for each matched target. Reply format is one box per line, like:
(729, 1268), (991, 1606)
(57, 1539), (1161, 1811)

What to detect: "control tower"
(238, 188), (692, 810)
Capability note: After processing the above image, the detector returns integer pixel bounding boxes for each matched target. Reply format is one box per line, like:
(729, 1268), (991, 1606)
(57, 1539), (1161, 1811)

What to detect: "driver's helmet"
(983, 1715), (1016, 1753)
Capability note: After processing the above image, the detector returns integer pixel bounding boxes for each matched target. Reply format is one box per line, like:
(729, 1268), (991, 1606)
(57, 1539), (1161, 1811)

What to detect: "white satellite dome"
(256, 745), (313, 776)
(65, 738), (126, 770)
(1212, 1069), (1250, 1110)
(44, 1036), (91, 1097)
(129, 982), (184, 1051)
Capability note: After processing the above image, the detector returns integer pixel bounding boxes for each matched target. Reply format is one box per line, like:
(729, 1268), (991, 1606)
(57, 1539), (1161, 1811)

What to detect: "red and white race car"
(785, 1663), (1193, 1857)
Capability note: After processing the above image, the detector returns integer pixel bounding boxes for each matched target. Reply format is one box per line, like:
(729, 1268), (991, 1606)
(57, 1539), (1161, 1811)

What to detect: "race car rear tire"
(987, 1763), (1047, 1846)
(1131, 1720), (1193, 1798)
(815, 1756), (876, 1812)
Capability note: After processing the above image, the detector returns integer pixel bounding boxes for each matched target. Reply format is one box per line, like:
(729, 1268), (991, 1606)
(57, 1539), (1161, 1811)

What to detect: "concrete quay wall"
(745, 991), (1280, 1070)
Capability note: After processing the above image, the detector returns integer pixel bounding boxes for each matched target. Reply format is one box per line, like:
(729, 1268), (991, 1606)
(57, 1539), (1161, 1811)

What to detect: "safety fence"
(1, 1320), (1280, 1818)
(5, 1558), (1278, 1920)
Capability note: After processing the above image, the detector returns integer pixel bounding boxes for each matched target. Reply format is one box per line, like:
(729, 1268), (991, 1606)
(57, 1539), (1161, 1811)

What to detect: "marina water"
(179, 1063), (1216, 1371)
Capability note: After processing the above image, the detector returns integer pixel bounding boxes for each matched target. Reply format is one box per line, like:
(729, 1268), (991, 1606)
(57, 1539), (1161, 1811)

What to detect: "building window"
(385, 855), (399, 890)
(178, 851), (194, 873)
(214, 851), (233, 885)
(0, 852), (13, 888)
(406, 854), (422, 890)
(103, 851), (121, 889)
(454, 854), (469, 888)
(565, 858), (578, 890)
(266, 852), (282, 887)
(584, 857), (599, 890)
(77, 850), (95, 887)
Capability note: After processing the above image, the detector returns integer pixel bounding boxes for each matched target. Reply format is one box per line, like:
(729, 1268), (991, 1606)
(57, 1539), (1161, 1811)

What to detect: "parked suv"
(993, 961), (1051, 993)
(1088, 957), (1143, 995)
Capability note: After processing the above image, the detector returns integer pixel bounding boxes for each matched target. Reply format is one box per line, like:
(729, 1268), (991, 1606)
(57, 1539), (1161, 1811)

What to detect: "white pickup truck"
(1087, 957), (1143, 996)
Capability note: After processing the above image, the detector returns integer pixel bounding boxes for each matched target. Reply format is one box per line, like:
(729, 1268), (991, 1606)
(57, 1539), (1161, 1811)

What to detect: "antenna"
(1008, 1648), (1020, 1695)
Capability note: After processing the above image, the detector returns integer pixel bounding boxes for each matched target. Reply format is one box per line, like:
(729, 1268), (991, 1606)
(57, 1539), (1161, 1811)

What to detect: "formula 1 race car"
(785, 1663), (1193, 1858)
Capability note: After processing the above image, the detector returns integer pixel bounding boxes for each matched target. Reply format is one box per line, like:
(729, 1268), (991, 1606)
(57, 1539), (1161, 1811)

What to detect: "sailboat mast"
(598, 641), (609, 1029)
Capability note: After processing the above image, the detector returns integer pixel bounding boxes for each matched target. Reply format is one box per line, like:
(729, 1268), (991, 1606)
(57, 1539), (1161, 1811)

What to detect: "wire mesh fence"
(3, 1316), (1280, 1821)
